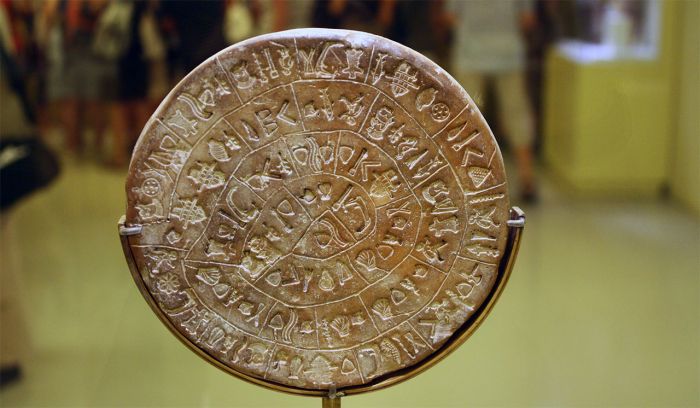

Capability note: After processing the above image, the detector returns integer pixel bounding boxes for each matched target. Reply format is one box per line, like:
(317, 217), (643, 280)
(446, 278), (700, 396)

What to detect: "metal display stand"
(118, 207), (525, 407)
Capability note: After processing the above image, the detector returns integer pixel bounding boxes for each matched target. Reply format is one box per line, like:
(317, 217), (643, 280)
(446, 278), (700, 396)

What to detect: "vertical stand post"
(322, 396), (341, 408)
(322, 386), (342, 407)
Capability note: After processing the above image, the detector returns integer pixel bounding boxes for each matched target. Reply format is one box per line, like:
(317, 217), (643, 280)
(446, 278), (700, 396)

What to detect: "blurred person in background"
(224, 0), (290, 44)
(283, 0), (315, 29)
(390, 0), (452, 68)
(40, 0), (111, 159)
(0, 0), (43, 130)
(93, 0), (150, 167)
(524, 1), (569, 149)
(312, 0), (397, 37)
(139, 1), (169, 118)
(160, 1), (227, 78)
(0, 1), (60, 388)
(247, 0), (289, 38)
(448, 0), (539, 203)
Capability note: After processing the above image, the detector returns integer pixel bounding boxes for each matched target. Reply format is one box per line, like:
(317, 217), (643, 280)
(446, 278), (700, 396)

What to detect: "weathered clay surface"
(124, 29), (510, 390)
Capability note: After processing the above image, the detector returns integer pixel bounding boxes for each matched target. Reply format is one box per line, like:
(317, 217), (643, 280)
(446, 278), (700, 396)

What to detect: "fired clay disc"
(123, 29), (510, 391)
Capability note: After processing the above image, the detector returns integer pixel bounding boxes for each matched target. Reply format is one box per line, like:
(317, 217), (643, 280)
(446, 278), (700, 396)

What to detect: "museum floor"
(0, 158), (698, 408)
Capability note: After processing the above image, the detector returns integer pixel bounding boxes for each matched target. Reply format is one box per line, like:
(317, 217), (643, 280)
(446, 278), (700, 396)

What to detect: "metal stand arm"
(117, 206), (526, 408)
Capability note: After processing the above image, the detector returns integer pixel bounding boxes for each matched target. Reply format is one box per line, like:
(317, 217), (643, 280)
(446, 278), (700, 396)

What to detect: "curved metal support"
(116, 206), (526, 402)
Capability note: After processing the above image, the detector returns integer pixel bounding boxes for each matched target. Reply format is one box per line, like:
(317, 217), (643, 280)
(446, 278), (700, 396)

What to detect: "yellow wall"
(543, 2), (698, 200)
(670, 1), (700, 216)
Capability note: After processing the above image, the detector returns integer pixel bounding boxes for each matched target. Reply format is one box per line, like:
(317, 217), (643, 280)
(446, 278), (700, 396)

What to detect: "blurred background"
(0, 0), (698, 407)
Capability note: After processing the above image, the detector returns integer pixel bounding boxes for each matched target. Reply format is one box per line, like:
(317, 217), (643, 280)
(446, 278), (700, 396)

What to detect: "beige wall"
(542, 2), (681, 197)
(543, 1), (699, 211)
(670, 1), (700, 216)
